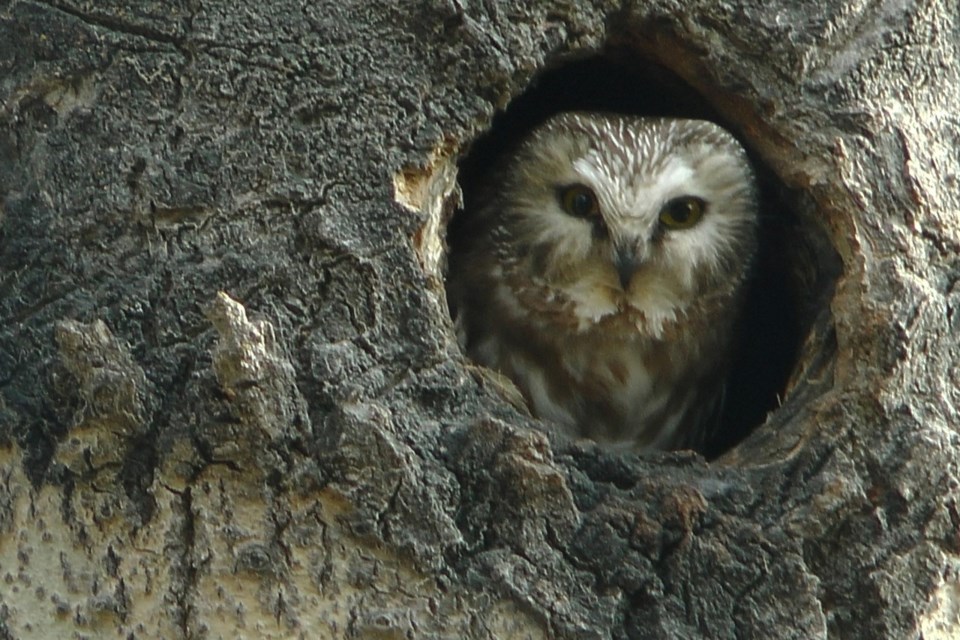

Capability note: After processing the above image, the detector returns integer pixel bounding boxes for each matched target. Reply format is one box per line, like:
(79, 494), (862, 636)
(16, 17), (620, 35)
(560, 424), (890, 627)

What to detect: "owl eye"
(659, 196), (706, 230)
(559, 184), (600, 218)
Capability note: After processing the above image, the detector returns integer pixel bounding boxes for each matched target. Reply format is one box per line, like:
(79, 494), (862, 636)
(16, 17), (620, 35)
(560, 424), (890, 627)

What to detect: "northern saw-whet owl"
(447, 112), (759, 451)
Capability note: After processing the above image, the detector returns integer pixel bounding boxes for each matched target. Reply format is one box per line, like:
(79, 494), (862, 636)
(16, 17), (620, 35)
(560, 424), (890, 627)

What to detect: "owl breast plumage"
(447, 113), (758, 451)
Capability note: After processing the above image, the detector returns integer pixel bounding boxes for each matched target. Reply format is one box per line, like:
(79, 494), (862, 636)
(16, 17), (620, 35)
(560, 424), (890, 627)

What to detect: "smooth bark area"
(1, 1), (959, 638)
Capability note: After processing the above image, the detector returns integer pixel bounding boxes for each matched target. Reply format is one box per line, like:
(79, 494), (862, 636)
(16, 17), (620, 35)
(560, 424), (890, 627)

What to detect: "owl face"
(492, 113), (758, 335)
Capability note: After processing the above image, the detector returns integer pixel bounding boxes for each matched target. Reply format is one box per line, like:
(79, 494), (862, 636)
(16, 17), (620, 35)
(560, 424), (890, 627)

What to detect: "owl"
(447, 112), (759, 451)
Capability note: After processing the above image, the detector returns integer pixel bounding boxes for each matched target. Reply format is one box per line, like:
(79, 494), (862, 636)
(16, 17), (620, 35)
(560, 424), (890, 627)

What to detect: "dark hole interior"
(450, 54), (823, 457)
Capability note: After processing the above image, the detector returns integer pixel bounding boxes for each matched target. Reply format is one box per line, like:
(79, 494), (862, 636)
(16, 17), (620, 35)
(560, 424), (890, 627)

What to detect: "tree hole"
(445, 52), (841, 460)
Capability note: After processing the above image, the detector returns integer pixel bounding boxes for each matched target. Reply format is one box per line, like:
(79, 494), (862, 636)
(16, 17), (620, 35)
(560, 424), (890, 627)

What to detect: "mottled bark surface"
(1, 1), (959, 638)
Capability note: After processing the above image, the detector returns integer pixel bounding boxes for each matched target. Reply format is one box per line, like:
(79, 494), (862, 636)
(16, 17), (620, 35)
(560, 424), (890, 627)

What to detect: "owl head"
(484, 112), (759, 336)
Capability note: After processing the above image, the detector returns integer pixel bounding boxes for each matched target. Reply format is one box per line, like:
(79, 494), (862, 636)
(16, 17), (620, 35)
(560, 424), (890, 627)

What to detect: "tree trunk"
(1, 1), (958, 638)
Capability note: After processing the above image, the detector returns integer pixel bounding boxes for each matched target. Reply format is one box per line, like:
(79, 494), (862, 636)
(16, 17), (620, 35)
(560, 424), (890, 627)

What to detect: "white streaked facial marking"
(509, 115), (757, 335)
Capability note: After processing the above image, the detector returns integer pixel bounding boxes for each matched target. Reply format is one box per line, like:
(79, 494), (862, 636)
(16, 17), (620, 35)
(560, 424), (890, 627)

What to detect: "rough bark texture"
(1, 1), (959, 638)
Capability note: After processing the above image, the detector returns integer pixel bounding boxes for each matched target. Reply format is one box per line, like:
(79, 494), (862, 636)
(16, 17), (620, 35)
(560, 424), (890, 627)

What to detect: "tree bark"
(1, 1), (959, 638)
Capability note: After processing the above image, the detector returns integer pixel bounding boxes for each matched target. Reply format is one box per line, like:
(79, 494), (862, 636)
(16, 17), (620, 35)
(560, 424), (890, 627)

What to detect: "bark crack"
(36, 1), (187, 48)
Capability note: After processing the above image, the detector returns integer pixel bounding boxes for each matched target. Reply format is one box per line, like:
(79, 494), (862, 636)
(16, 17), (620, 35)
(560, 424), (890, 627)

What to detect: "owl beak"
(614, 246), (641, 289)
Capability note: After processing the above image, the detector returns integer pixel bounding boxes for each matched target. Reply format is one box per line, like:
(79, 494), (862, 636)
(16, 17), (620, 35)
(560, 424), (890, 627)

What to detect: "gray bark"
(1, 0), (959, 638)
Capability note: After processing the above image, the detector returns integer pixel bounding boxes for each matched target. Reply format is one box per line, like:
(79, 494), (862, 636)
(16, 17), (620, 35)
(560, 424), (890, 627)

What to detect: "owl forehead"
(517, 114), (748, 217)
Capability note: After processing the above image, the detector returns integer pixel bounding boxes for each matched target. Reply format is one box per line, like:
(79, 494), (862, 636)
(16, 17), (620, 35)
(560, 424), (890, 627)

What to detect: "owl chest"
(500, 328), (715, 449)
(466, 279), (727, 449)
